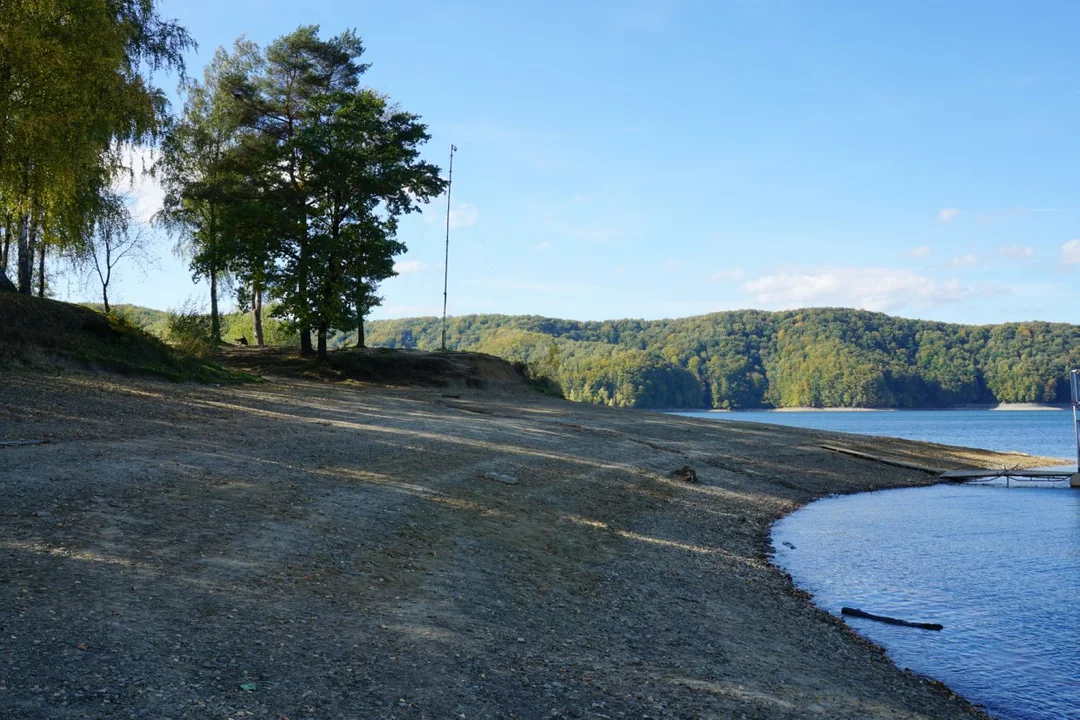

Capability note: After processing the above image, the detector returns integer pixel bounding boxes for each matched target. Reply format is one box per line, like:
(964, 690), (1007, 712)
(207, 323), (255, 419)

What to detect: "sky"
(61, 0), (1080, 325)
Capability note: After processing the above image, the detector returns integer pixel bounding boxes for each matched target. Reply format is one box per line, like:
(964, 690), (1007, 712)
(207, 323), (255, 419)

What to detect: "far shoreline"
(662, 402), (1070, 413)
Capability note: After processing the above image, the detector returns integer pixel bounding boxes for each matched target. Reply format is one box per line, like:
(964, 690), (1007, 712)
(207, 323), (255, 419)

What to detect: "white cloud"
(534, 241), (550, 251)
(426, 201), (479, 228)
(613, 267), (626, 276)
(663, 258), (678, 271)
(449, 202), (478, 229)
(938, 208), (961, 223)
(907, 245), (932, 258)
(393, 260), (428, 275)
(1060, 239), (1080, 265)
(112, 144), (163, 223)
(949, 253), (979, 267)
(739, 266), (982, 312)
(997, 245), (1035, 260)
(710, 267), (745, 282)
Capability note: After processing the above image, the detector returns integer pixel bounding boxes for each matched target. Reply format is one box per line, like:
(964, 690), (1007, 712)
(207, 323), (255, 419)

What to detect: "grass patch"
(0, 294), (256, 383)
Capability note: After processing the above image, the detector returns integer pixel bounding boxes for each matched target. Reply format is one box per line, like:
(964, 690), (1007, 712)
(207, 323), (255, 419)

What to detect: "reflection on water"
(773, 485), (1080, 720)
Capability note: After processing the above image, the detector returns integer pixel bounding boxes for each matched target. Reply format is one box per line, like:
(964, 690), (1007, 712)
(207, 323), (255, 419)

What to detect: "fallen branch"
(841, 606), (942, 631)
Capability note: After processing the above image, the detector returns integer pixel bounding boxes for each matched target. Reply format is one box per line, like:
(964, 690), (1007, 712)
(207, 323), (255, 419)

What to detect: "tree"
(0, 1), (191, 297)
(70, 193), (149, 313)
(228, 26), (371, 356)
(156, 43), (254, 343)
(298, 88), (444, 358)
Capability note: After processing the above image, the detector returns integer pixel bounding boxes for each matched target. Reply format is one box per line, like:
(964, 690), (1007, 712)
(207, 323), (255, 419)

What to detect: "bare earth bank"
(0, 369), (1054, 719)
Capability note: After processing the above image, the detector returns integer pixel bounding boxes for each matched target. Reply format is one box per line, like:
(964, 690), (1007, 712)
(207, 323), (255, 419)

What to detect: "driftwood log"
(841, 606), (942, 631)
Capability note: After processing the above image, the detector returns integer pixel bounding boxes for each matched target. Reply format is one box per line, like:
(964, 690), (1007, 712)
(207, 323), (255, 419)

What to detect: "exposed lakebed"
(674, 409), (1080, 718)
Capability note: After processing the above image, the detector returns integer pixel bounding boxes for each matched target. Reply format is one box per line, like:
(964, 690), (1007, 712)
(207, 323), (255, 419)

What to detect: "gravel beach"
(0, 366), (1055, 719)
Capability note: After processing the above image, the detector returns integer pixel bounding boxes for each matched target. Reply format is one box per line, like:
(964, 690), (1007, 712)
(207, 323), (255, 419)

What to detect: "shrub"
(166, 301), (215, 359)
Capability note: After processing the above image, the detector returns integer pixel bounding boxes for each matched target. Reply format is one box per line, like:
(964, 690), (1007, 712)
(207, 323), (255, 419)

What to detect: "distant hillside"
(359, 309), (1080, 409)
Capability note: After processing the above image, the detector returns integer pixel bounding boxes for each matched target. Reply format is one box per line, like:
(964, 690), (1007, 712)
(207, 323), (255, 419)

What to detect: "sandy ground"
(0, 367), (1057, 720)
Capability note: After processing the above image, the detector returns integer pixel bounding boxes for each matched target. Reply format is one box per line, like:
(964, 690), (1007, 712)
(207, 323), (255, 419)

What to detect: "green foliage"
(1, 295), (247, 382)
(362, 308), (1080, 409)
(1, 0), (192, 291)
(219, 307), (297, 347)
(155, 26), (443, 357)
(165, 300), (216, 359)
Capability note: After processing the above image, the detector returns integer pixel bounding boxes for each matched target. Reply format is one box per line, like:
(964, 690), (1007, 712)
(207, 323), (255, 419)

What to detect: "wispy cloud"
(739, 265), (988, 313)
(534, 241), (551, 251)
(949, 253), (979, 268)
(997, 245), (1035, 261)
(373, 304), (442, 318)
(907, 245), (932, 258)
(663, 258), (678, 271)
(938, 208), (961, 223)
(710, 267), (745, 282)
(393, 260), (428, 275)
(1060, 239), (1080, 265)
(975, 207), (1073, 225)
(425, 201), (479, 229)
(554, 223), (609, 243)
(449, 202), (478, 229)
(485, 279), (597, 296)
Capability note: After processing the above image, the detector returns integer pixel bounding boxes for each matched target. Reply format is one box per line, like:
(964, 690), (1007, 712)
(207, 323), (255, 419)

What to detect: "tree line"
(360, 308), (1080, 409)
(1, 3), (444, 360)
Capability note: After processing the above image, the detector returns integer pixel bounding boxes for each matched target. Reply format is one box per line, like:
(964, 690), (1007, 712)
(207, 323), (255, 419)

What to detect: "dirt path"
(0, 369), (1052, 719)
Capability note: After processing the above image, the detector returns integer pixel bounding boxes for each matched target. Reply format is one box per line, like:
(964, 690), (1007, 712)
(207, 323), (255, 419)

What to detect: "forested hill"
(362, 308), (1080, 409)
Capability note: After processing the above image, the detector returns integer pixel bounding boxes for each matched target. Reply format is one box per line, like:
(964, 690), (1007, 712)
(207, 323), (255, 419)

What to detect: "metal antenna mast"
(441, 144), (456, 351)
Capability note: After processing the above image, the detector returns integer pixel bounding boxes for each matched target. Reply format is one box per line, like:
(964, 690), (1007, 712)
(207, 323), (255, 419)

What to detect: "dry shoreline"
(0, 367), (1056, 719)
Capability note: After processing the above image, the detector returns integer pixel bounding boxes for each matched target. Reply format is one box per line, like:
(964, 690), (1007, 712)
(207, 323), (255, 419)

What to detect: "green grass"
(1, 294), (256, 383)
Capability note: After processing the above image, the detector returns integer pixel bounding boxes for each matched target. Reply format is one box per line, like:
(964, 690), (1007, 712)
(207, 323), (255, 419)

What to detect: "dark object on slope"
(673, 465), (698, 483)
(841, 606), (943, 631)
(0, 272), (16, 293)
(235, 336), (248, 346)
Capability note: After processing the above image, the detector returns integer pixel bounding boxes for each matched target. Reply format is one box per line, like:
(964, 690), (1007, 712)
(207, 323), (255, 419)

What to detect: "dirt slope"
(0, 368), (1049, 719)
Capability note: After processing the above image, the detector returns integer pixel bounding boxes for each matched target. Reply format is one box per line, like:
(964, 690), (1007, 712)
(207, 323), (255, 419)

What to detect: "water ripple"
(773, 484), (1080, 720)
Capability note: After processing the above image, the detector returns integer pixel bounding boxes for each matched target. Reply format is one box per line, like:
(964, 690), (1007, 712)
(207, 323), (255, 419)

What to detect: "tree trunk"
(1, 218), (10, 272)
(209, 266), (221, 343)
(316, 324), (328, 360)
(37, 239), (45, 298)
(357, 318), (365, 349)
(17, 212), (30, 294)
(102, 286), (110, 314)
(251, 285), (264, 347)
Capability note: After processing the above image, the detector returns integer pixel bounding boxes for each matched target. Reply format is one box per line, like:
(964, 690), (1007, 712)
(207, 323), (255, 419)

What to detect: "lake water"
(671, 409), (1077, 464)
(773, 486), (1080, 720)
(672, 409), (1080, 719)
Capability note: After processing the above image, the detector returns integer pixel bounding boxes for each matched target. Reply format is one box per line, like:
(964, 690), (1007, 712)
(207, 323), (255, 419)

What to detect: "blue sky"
(64, 0), (1080, 324)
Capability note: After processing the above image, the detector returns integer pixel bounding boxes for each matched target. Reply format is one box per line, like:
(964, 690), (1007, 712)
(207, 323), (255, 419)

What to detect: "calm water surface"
(773, 486), (1080, 720)
(671, 409), (1080, 719)
(671, 408), (1077, 462)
